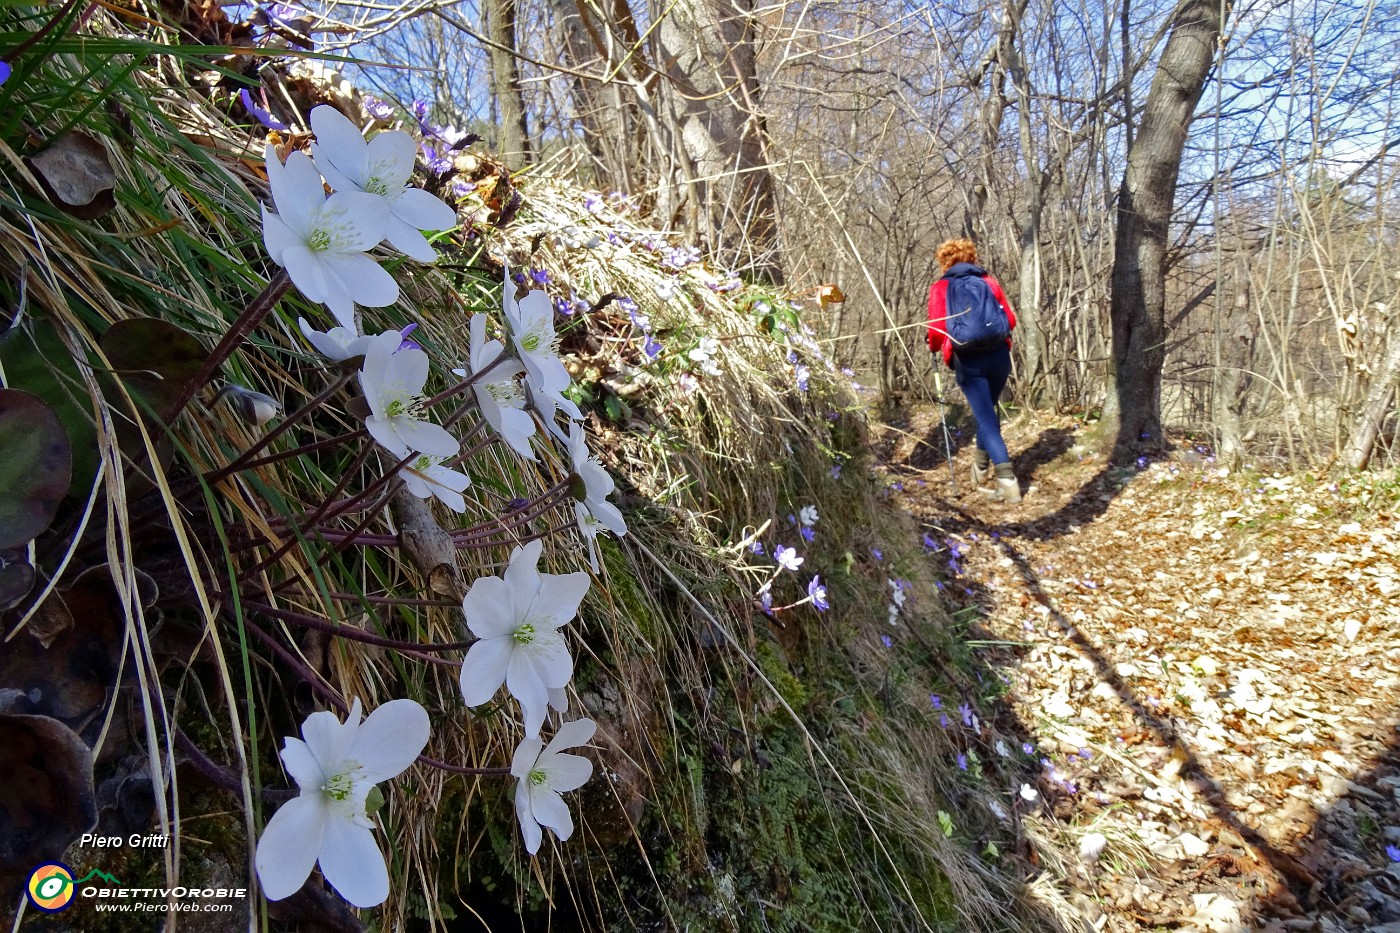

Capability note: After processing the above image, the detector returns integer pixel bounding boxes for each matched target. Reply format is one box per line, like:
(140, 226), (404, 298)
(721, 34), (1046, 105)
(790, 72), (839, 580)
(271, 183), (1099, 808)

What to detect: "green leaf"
(0, 319), (98, 497)
(0, 389), (72, 549)
(937, 810), (954, 838)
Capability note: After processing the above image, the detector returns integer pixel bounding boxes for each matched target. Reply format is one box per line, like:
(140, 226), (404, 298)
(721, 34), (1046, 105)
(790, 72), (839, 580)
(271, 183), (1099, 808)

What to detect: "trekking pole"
(933, 368), (959, 497)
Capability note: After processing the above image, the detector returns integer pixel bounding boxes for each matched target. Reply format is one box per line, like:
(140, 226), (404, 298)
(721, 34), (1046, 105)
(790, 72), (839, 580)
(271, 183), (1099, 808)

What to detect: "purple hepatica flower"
(749, 541), (765, 555)
(891, 481), (903, 492)
(239, 88), (288, 131)
(511, 271), (527, 285)
(959, 703), (974, 728)
(871, 547), (883, 561)
(504, 497), (530, 513)
(759, 589), (773, 616)
(799, 526), (815, 543)
(1022, 742), (1034, 755)
(0, 61), (10, 86)
(880, 635), (892, 648)
(363, 95), (395, 121)
(786, 513), (797, 525)
(929, 694), (942, 710)
(642, 336), (663, 361)
(956, 753), (968, 771)
(795, 364), (810, 391)
(583, 192), (604, 214)
(397, 323), (422, 352)
(774, 545), (804, 572)
(1387, 844), (1400, 863)
(830, 464), (842, 479)
(529, 267), (550, 286)
(616, 296), (638, 313)
(922, 533), (936, 549)
(553, 296), (573, 317)
(786, 349), (798, 364)
(808, 575), (829, 611)
(449, 176), (474, 199)
(421, 144), (452, 175)
(939, 712), (949, 728)
(1078, 748), (1092, 760)
(411, 98), (430, 121)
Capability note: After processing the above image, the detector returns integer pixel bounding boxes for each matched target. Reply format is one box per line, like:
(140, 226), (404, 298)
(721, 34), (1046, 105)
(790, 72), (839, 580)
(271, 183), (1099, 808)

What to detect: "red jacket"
(927, 265), (1017, 367)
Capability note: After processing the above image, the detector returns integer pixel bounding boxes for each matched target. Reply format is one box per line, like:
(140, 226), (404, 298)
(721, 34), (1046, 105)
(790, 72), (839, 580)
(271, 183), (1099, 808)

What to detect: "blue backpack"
(943, 268), (1009, 355)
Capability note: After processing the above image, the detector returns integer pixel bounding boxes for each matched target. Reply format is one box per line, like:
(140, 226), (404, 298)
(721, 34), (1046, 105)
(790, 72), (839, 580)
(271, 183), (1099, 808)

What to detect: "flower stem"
(169, 269), (293, 424)
(205, 368), (355, 483)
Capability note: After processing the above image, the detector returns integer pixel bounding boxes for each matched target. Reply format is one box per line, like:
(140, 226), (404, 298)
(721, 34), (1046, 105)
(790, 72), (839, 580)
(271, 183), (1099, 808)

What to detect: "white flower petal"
(528, 786), (574, 842)
(392, 186), (457, 231)
(322, 252), (398, 308)
(496, 406), (538, 459)
(363, 129), (417, 188)
(586, 496), (628, 537)
(390, 418), (459, 458)
(507, 650), (553, 736)
(461, 576), (517, 638)
(281, 244), (331, 306)
(278, 737), (323, 791)
(543, 717), (597, 757)
(384, 216), (437, 262)
(515, 779), (543, 854)
(299, 706), (358, 774)
(266, 146), (324, 235)
(261, 206), (298, 266)
(318, 816), (390, 908)
(543, 751), (593, 794)
(310, 146), (359, 198)
(350, 698), (430, 783)
(503, 540), (544, 597)
(460, 636), (512, 706)
(320, 190), (391, 253)
(547, 685), (569, 713)
(309, 105), (369, 183)
(255, 793), (327, 901)
(511, 736), (545, 778)
(530, 570), (590, 628)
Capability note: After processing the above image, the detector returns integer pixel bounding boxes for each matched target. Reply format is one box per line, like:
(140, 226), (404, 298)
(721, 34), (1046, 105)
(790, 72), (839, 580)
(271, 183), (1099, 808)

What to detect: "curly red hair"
(936, 238), (978, 271)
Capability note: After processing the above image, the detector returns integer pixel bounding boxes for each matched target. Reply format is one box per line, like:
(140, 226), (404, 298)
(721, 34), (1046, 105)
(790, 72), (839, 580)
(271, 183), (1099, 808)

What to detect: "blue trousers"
(953, 344), (1011, 465)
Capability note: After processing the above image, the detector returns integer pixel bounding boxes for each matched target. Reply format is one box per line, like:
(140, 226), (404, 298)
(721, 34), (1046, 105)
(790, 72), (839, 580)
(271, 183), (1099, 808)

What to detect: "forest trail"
(877, 407), (1400, 933)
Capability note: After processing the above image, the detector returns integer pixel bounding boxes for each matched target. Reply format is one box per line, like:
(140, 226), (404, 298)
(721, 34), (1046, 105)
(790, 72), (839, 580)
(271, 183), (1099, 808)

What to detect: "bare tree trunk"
(1102, 0), (1228, 457)
(655, 0), (783, 282)
(1214, 256), (1255, 466)
(484, 0), (533, 164)
(1342, 336), (1400, 470)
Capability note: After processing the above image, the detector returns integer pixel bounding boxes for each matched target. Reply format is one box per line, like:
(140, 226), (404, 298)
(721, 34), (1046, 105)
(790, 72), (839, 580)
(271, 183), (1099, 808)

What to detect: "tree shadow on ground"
(914, 493), (1400, 928)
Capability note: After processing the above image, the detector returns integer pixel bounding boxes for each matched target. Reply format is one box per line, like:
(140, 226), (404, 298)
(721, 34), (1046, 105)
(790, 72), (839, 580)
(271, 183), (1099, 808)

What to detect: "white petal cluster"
(567, 422), (628, 572)
(459, 539), (589, 737)
(262, 106), (455, 332)
(255, 699), (430, 908)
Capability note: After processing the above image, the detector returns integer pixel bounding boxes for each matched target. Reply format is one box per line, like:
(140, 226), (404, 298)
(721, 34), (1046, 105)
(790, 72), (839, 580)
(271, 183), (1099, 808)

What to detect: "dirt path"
(878, 408), (1400, 933)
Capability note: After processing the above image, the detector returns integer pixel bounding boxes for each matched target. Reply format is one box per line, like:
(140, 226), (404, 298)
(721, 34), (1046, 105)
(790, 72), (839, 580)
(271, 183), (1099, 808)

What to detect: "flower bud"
(216, 384), (281, 427)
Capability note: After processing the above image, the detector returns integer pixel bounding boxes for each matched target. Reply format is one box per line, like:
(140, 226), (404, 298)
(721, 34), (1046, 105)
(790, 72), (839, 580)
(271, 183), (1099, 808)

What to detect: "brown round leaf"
(0, 389), (73, 549)
(25, 132), (118, 220)
(0, 713), (98, 877)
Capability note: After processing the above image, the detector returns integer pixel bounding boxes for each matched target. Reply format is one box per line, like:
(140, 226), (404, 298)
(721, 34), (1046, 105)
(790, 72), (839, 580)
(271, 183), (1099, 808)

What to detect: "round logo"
(27, 862), (76, 912)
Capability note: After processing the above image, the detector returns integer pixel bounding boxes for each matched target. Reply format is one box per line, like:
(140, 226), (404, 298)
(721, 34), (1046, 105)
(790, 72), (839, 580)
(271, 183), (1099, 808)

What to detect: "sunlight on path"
(881, 408), (1400, 933)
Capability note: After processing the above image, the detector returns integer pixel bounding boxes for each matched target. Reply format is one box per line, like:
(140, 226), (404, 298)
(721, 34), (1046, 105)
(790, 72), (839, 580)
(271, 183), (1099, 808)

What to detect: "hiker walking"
(926, 238), (1021, 503)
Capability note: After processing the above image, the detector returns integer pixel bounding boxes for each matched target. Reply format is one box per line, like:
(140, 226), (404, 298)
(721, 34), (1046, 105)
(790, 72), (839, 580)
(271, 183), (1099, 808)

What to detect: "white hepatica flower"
(309, 105), (458, 263)
(566, 422), (628, 571)
(299, 317), (380, 361)
(382, 440), (471, 513)
(359, 332), (459, 458)
(688, 336), (722, 376)
(459, 539), (589, 736)
(262, 144), (396, 332)
(254, 698), (430, 908)
(798, 505), (819, 527)
(456, 314), (536, 460)
(502, 274), (581, 435)
(511, 718), (596, 855)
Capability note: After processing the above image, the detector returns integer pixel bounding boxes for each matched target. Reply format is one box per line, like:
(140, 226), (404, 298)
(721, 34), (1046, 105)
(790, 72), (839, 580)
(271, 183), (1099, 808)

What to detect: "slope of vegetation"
(0, 6), (1069, 931)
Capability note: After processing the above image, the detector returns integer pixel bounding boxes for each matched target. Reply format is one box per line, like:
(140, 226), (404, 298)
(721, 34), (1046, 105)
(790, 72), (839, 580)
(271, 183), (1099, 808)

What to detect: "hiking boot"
(977, 463), (1022, 503)
(970, 461), (991, 488)
(976, 477), (1022, 504)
